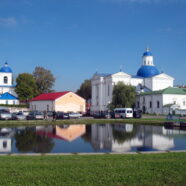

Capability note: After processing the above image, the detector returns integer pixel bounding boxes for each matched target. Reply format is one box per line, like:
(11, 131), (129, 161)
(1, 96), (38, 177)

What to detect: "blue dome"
(137, 65), (160, 78)
(143, 51), (152, 56)
(0, 62), (12, 73)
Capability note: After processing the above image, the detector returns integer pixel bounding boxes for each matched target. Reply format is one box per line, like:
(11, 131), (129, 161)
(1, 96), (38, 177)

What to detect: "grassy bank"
(0, 153), (186, 185)
(0, 118), (167, 127)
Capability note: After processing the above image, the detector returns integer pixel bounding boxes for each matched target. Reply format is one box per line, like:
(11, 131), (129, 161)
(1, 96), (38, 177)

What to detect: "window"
(149, 101), (152, 108)
(183, 101), (186, 106)
(157, 101), (160, 108)
(4, 76), (8, 84)
(137, 101), (140, 108)
(3, 141), (7, 148)
(6, 100), (8, 105)
(47, 105), (49, 111)
(13, 101), (15, 105)
(173, 101), (176, 104)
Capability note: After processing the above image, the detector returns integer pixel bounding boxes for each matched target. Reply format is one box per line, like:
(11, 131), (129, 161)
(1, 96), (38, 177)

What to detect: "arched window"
(157, 101), (160, 108)
(4, 76), (8, 84)
(149, 101), (152, 108)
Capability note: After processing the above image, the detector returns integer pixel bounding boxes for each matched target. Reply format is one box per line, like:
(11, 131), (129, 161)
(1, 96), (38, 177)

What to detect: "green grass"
(0, 118), (167, 127)
(0, 153), (186, 185)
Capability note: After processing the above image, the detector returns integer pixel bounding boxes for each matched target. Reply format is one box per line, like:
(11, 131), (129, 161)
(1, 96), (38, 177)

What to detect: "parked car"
(46, 111), (54, 120)
(0, 109), (12, 120)
(19, 111), (29, 116)
(133, 109), (142, 118)
(93, 111), (114, 119)
(68, 112), (82, 119)
(114, 108), (133, 118)
(56, 112), (69, 119)
(12, 112), (26, 120)
(26, 111), (44, 120)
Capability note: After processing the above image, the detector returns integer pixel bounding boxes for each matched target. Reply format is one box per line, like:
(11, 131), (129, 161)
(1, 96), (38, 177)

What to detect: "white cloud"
(0, 17), (17, 27)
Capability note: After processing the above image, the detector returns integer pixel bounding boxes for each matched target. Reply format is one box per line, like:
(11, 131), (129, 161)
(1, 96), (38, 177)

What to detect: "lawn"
(0, 153), (186, 185)
(0, 118), (167, 127)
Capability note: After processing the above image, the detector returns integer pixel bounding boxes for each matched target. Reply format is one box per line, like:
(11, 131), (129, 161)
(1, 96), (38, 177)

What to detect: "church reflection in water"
(0, 123), (186, 153)
(90, 124), (186, 152)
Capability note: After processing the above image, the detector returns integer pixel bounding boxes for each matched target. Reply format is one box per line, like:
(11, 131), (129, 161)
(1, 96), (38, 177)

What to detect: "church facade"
(0, 62), (19, 105)
(90, 48), (185, 114)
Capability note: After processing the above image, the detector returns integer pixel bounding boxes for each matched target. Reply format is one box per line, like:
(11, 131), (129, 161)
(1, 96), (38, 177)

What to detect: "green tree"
(15, 73), (38, 102)
(76, 79), (91, 100)
(112, 81), (136, 108)
(33, 66), (55, 94)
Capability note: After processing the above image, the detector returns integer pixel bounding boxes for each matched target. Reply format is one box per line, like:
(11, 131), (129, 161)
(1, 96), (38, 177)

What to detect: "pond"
(0, 124), (186, 154)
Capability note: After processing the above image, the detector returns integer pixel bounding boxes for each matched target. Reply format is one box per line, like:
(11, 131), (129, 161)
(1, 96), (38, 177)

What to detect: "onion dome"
(137, 65), (160, 78)
(0, 62), (13, 73)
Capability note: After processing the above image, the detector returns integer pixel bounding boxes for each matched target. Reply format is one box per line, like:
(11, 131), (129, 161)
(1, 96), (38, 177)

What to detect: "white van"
(114, 108), (133, 118)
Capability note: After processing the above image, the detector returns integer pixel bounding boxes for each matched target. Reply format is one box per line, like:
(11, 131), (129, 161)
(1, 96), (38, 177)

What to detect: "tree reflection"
(15, 127), (54, 153)
(33, 135), (54, 153)
(112, 126), (137, 144)
(15, 128), (37, 152)
(81, 125), (91, 143)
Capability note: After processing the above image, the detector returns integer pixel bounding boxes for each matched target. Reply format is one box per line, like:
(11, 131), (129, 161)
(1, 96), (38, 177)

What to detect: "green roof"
(139, 87), (186, 96)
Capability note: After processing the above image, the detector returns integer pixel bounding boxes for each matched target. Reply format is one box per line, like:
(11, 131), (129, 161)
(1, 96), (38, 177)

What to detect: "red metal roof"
(31, 91), (70, 101)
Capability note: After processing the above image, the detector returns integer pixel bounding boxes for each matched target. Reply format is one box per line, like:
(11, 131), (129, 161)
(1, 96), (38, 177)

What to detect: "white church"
(0, 62), (19, 105)
(91, 48), (186, 115)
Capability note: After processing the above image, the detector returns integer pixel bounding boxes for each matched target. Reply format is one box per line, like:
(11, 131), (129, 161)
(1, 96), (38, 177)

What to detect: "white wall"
(0, 99), (19, 105)
(0, 72), (12, 86)
(91, 75), (108, 112)
(131, 78), (143, 87)
(137, 93), (186, 115)
(29, 101), (54, 111)
(163, 94), (186, 110)
(144, 78), (152, 90)
(152, 77), (173, 91)
(136, 94), (163, 114)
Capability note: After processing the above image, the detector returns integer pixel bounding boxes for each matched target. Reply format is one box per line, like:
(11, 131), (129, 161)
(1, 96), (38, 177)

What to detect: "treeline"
(15, 66), (55, 103)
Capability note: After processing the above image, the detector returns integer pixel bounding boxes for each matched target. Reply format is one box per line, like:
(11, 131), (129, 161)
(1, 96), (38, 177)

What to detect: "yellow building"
(30, 91), (86, 113)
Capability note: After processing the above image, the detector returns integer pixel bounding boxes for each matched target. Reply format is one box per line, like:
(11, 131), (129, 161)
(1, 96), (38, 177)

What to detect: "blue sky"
(0, 0), (186, 91)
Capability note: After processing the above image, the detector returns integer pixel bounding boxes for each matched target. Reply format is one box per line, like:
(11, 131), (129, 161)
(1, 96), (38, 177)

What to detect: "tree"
(76, 79), (91, 101)
(15, 73), (38, 102)
(112, 81), (136, 108)
(33, 66), (55, 94)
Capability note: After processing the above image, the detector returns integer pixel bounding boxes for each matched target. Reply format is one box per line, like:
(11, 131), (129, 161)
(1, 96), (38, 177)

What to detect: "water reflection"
(15, 127), (54, 153)
(36, 125), (86, 142)
(0, 128), (14, 153)
(0, 124), (186, 154)
(91, 124), (176, 152)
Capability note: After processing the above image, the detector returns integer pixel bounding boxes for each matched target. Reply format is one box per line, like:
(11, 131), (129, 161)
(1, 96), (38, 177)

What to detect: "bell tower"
(142, 48), (154, 66)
